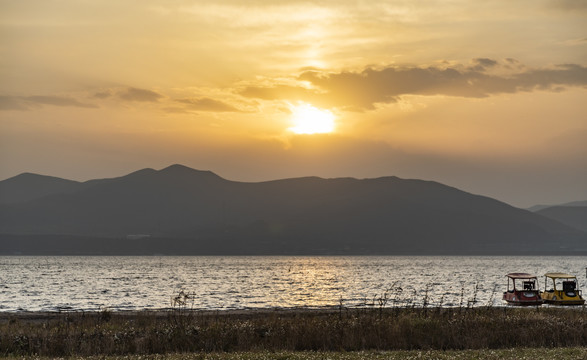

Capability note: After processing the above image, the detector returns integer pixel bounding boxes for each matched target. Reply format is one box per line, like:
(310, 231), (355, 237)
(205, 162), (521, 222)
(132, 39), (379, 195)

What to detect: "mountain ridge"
(0, 173), (82, 205)
(536, 206), (587, 233)
(1, 165), (585, 255)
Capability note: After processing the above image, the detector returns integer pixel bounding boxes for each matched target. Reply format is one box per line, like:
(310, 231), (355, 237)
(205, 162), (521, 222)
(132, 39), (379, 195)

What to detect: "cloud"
(0, 95), (98, 111)
(562, 38), (587, 46)
(240, 60), (587, 111)
(176, 97), (243, 112)
(93, 91), (112, 99)
(549, 0), (587, 11)
(119, 87), (163, 102)
(240, 85), (311, 101)
(25, 96), (98, 108)
(0, 96), (29, 111)
(468, 58), (498, 71)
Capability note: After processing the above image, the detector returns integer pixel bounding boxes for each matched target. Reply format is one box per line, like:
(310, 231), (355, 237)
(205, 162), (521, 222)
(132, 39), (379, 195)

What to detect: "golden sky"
(1, 0), (586, 207)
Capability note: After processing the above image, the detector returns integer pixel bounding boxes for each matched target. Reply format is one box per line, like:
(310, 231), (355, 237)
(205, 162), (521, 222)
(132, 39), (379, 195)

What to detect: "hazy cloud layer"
(176, 97), (242, 112)
(0, 95), (98, 111)
(241, 60), (587, 110)
(0, 96), (29, 111)
(93, 91), (112, 99)
(119, 88), (163, 102)
(550, 0), (587, 11)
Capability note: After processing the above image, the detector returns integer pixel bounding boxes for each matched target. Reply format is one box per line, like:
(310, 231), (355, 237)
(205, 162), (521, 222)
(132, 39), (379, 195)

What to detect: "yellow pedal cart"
(541, 272), (585, 305)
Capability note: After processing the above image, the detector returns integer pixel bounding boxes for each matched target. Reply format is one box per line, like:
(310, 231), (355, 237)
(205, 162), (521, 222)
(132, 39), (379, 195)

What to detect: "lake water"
(1, 256), (586, 312)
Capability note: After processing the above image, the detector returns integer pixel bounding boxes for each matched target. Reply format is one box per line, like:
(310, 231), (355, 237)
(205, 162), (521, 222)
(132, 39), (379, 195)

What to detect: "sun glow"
(288, 104), (335, 134)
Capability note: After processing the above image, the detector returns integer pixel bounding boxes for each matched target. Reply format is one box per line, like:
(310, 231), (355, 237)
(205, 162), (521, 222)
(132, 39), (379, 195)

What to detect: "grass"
(1, 306), (586, 357)
(1, 348), (587, 360)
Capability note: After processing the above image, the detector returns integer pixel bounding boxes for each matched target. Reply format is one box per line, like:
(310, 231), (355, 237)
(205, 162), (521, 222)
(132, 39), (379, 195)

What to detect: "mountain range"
(1, 164), (585, 255)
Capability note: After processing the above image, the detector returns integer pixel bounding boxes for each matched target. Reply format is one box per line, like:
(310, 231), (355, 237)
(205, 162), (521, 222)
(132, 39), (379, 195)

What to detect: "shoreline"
(0, 307), (322, 319)
(1, 304), (585, 324)
(0, 306), (385, 323)
(2, 304), (584, 321)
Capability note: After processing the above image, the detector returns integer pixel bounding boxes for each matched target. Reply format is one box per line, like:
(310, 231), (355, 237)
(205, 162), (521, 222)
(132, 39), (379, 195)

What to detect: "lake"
(1, 256), (586, 312)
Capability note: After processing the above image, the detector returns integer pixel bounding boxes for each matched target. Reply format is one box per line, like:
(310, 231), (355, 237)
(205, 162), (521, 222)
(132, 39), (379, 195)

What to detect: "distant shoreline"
(3, 233), (587, 256)
(3, 250), (587, 256)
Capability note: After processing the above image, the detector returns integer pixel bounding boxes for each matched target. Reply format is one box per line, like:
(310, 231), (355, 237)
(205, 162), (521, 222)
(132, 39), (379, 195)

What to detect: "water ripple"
(0, 256), (585, 312)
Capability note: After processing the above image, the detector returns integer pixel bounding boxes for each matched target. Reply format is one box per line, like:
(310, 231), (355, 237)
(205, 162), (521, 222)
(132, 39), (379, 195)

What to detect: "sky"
(1, 0), (586, 208)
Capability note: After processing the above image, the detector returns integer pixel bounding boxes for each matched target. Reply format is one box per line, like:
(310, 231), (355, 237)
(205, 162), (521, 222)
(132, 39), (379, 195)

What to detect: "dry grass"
(2, 348), (587, 360)
(1, 306), (586, 357)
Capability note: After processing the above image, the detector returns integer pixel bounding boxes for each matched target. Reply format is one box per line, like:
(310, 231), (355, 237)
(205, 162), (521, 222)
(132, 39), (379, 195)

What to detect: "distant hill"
(1, 164), (585, 255)
(528, 200), (587, 212)
(564, 200), (587, 207)
(536, 206), (587, 233)
(0, 173), (82, 204)
(528, 200), (587, 233)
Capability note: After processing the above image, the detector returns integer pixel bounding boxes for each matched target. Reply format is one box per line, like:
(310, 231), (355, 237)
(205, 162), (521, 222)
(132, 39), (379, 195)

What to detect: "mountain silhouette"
(536, 206), (587, 233)
(1, 165), (585, 255)
(0, 173), (82, 204)
(528, 200), (587, 212)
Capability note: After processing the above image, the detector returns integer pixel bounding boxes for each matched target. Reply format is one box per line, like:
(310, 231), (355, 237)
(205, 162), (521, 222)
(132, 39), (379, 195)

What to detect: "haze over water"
(2, 256), (586, 312)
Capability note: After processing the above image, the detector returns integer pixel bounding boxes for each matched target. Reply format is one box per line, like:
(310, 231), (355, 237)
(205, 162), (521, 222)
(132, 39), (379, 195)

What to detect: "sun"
(288, 104), (335, 134)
